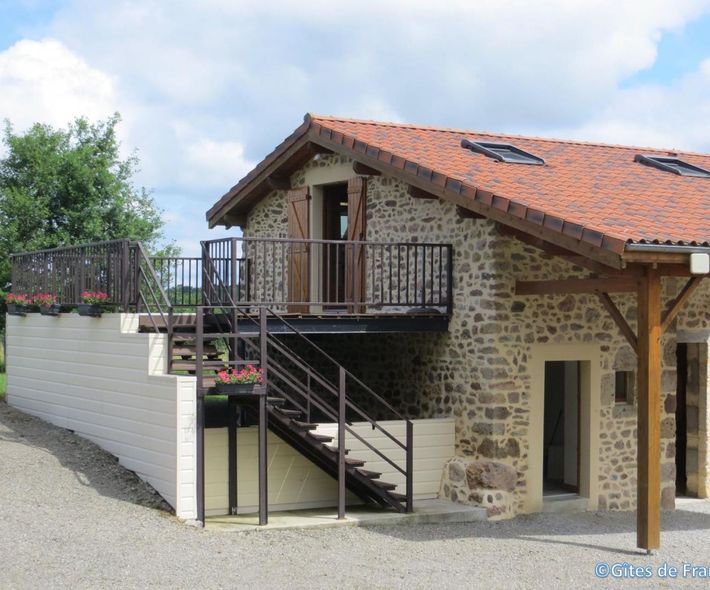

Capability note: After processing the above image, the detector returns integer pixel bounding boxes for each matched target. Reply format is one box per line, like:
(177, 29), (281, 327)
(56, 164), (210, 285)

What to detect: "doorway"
(676, 343), (688, 496)
(322, 183), (348, 306)
(543, 361), (581, 494)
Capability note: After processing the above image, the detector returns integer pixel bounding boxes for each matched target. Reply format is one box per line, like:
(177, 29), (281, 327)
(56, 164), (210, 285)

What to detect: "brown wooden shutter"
(345, 177), (367, 311)
(287, 187), (310, 312)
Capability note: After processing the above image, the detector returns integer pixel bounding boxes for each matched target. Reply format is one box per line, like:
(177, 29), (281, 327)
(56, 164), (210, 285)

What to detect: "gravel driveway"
(2, 400), (710, 590)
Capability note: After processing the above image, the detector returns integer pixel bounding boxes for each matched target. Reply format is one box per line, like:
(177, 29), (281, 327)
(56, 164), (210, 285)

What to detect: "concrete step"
(541, 493), (588, 513)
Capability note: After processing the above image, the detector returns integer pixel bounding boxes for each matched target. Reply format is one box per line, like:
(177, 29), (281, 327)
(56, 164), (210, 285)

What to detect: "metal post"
(338, 366), (346, 520)
(446, 245), (454, 315)
(121, 241), (131, 312)
(406, 420), (414, 513)
(195, 307), (205, 525)
(258, 391), (268, 526)
(167, 307), (174, 374)
(228, 397), (238, 515)
(258, 307), (269, 525)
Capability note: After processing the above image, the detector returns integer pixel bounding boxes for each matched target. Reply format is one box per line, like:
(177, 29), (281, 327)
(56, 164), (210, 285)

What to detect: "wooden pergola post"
(636, 268), (662, 552)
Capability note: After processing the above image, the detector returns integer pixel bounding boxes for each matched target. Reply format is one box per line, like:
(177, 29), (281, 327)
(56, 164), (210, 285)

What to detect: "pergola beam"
(597, 293), (638, 353)
(515, 277), (639, 295)
(661, 276), (705, 333)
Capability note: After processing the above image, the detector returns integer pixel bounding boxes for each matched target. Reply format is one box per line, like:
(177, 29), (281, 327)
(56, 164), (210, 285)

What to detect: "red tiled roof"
(310, 115), (710, 248)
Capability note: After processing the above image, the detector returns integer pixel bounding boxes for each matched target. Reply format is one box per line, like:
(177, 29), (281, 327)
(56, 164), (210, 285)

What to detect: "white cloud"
(181, 137), (255, 190)
(0, 38), (116, 130)
(556, 57), (710, 152)
(4, 1), (710, 252)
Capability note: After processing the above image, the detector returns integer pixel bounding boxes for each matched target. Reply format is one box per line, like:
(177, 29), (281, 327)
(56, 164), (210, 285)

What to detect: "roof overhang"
(208, 114), (710, 271)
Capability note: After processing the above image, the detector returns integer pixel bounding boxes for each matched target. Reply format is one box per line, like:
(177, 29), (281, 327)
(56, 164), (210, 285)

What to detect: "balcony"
(11, 237), (453, 333)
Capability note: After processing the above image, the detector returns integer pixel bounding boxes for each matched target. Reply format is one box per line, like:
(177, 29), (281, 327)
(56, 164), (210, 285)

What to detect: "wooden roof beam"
(457, 206), (484, 220)
(353, 161), (381, 176)
(515, 277), (640, 295)
(266, 174), (291, 190)
(222, 211), (246, 228)
(408, 186), (438, 200)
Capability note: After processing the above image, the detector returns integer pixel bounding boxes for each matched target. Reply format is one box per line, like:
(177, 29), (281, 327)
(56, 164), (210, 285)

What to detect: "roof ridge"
(309, 113), (709, 158)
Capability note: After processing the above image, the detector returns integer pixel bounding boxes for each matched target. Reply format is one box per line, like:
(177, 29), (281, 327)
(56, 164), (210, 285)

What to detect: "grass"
(0, 372), (5, 400)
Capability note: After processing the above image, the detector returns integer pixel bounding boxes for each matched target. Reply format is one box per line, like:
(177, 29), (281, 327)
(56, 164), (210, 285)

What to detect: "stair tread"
(307, 433), (333, 443)
(354, 468), (381, 479)
(372, 480), (397, 491)
(344, 457), (365, 467)
(388, 491), (407, 501)
(172, 347), (220, 358)
(274, 407), (302, 417)
(291, 420), (318, 430)
(323, 445), (350, 455)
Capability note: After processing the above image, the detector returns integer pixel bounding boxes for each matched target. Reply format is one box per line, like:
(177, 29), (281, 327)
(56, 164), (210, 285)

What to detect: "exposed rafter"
(407, 186), (438, 200)
(222, 212), (246, 228)
(352, 161), (381, 176)
(266, 174), (291, 190)
(457, 206), (484, 220)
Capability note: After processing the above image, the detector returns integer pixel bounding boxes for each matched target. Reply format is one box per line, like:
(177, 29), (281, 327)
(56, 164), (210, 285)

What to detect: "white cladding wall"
(6, 314), (197, 519)
(6, 314), (454, 519)
(205, 418), (454, 515)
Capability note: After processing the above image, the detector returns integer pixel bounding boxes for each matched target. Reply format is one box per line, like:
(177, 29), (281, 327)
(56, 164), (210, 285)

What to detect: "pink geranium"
(6, 293), (30, 305)
(33, 293), (58, 307)
(215, 365), (264, 385)
(81, 291), (110, 305)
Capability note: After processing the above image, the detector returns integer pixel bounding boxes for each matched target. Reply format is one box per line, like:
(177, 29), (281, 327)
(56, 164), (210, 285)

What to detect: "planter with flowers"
(213, 365), (264, 395)
(6, 293), (33, 316)
(78, 291), (110, 317)
(34, 293), (61, 316)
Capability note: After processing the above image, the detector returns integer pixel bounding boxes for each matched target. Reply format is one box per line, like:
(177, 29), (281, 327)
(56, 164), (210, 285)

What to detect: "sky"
(1, 0), (710, 255)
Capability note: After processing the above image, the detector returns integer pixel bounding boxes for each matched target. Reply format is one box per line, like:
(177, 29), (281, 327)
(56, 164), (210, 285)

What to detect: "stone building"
(207, 114), (710, 549)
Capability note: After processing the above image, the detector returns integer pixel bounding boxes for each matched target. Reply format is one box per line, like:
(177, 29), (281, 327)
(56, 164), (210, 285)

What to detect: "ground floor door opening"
(543, 360), (580, 495)
(676, 343), (688, 497)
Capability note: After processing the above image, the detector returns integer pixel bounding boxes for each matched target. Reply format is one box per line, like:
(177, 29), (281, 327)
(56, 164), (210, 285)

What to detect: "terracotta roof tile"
(311, 115), (710, 246)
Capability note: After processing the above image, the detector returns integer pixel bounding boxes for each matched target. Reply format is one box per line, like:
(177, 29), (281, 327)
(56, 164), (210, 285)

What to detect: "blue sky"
(1, 0), (710, 255)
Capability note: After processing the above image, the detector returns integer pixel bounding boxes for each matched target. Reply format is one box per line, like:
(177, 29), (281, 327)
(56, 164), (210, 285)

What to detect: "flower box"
(7, 303), (29, 316)
(214, 382), (258, 395)
(77, 303), (103, 317)
(39, 304), (61, 316)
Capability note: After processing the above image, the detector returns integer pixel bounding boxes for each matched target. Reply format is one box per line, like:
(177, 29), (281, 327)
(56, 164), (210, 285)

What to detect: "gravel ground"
(2, 400), (710, 590)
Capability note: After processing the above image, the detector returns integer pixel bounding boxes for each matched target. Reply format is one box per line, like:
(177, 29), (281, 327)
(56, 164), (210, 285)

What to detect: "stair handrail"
(131, 242), (173, 333)
(240, 335), (409, 476)
(199, 243), (413, 507)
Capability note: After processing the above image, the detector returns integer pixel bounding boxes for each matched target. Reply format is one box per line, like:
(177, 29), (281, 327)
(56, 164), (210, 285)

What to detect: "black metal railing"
(204, 236), (453, 313)
(10, 239), (134, 307)
(11, 236), (453, 315)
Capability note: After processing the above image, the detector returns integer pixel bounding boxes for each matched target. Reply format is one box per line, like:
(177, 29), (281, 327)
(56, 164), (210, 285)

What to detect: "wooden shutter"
(287, 187), (310, 312)
(345, 177), (367, 311)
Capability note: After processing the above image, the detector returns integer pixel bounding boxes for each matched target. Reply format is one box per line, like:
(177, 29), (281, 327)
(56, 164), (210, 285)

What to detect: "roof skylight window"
(634, 154), (710, 178)
(461, 139), (545, 166)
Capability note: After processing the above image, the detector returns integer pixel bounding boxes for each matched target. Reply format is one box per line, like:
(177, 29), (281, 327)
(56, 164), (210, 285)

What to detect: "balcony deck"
(139, 310), (449, 334)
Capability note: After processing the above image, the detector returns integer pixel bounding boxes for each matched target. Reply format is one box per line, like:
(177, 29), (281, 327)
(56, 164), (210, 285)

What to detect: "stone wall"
(239, 151), (710, 516)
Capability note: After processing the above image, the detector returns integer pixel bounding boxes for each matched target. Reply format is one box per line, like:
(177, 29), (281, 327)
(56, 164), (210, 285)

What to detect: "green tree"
(0, 113), (171, 290)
